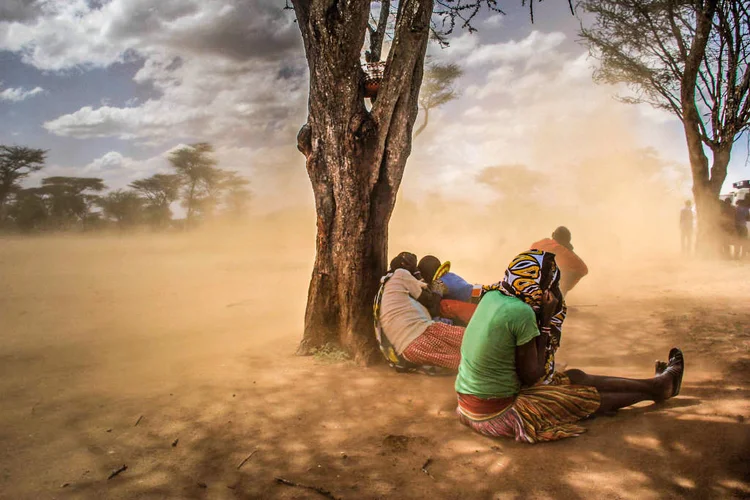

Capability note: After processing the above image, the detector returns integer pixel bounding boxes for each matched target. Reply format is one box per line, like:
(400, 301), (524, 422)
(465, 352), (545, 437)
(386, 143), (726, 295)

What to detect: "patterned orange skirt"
(457, 373), (601, 443)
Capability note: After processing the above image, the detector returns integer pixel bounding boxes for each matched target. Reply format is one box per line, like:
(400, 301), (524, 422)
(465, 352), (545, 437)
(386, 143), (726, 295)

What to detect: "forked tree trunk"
(292, 0), (432, 363)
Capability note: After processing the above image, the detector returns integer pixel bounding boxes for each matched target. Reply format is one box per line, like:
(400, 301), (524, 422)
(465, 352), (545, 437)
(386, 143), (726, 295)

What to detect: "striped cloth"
(402, 321), (465, 370)
(456, 373), (600, 443)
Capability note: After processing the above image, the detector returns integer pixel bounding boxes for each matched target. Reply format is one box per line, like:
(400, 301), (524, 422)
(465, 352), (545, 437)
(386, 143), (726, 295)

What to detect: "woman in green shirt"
(455, 250), (684, 443)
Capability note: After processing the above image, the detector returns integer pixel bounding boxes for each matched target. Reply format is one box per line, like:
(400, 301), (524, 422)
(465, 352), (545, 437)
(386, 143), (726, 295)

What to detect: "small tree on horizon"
(130, 173), (181, 227)
(168, 143), (220, 228)
(0, 145), (46, 224)
(414, 61), (464, 138)
(38, 176), (106, 229)
(221, 170), (252, 218)
(98, 189), (145, 228)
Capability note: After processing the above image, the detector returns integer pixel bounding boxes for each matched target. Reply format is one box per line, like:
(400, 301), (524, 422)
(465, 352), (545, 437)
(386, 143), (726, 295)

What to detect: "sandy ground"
(0, 222), (749, 499)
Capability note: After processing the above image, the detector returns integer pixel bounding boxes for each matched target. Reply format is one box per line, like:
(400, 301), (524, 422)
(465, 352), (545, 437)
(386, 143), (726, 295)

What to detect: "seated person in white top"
(378, 252), (466, 371)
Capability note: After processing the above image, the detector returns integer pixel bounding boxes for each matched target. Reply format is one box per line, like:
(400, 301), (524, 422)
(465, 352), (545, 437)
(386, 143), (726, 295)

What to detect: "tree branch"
(413, 105), (429, 138)
(371, 0), (432, 126)
(366, 0), (391, 63)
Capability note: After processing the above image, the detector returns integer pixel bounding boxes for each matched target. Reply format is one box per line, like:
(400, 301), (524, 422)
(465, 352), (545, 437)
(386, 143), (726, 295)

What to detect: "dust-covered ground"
(1, 212), (749, 500)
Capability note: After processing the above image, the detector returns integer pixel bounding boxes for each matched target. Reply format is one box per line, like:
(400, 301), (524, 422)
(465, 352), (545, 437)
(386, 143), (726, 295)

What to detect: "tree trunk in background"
(293, 0), (432, 363)
(680, 0), (721, 254)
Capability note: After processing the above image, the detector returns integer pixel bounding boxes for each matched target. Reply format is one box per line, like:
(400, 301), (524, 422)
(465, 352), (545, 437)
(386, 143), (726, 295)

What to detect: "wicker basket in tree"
(363, 61), (386, 99)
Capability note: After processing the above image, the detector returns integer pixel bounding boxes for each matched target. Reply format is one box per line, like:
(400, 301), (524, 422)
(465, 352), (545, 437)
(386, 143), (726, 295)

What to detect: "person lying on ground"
(530, 226), (588, 295)
(454, 250), (685, 444)
(417, 255), (480, 325)
(373, 252), (465, 372)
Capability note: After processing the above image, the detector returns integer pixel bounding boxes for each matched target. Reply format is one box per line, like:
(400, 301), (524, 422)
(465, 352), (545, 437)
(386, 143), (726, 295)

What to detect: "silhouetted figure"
(680, 200), (694, 255)
(735, 198), (749, 259)
(720, 198), (737, 258)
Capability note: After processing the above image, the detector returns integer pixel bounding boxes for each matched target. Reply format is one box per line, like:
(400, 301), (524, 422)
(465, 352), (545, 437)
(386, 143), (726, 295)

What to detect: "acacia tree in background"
(130, 174), (181, 227)
(98, 190), (145, 228)
(221, 171), (252, 218)
(414, 62), (464, 137)
(0, 145), (46, 224)
(195, 167), (229, 219)
(579, 0), (750, 251)
(168, 143), (220, 227)
(8, 188), (49, 231)
(38, 176), (106, 229)
(289, 0), (548, 362)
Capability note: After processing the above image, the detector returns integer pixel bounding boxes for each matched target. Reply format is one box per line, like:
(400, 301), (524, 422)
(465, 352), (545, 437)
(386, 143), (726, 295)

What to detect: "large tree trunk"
(293, 0), (432, 363)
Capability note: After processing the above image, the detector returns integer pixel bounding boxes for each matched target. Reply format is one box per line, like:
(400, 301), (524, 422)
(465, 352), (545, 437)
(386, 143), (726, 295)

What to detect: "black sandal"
(665, 348), (684, 398)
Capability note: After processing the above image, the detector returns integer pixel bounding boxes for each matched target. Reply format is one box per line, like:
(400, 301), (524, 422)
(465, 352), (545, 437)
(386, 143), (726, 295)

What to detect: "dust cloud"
(2, 100), (748, 500)
(391, 109), (692, 306)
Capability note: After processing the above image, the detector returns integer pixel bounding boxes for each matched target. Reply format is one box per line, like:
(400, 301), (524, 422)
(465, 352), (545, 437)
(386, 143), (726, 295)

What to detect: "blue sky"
(0, 0), (748, 210)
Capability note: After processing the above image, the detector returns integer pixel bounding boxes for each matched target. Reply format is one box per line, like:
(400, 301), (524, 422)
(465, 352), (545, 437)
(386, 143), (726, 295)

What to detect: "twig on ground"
(237, 449), (258, 470)
(107, 465), (127, 480)
(227, 299), (252, 308)
(275, 477), (339, 500)
(134, 415), (143, 426)
(421, 457), (434, 479)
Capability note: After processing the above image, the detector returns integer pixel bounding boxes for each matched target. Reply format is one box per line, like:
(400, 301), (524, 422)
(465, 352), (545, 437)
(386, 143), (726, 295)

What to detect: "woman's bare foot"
(654, 360), (667, 375)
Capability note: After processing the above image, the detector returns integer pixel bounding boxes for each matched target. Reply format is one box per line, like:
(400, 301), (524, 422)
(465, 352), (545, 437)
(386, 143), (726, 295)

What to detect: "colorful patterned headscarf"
(482, 250), (567, 383)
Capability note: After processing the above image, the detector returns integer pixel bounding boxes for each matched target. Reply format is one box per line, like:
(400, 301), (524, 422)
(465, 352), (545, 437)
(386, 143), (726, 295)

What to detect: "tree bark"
(293, 0), (432, 363)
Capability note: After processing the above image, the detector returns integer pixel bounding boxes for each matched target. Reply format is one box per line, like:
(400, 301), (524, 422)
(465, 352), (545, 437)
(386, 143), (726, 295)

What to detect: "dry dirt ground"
(0, 225), (748, 499)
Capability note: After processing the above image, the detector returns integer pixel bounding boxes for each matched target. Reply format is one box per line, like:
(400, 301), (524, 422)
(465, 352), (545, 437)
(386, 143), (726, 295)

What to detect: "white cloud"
(43, 54), (306, 145)
(5, 0), (306, 147)
(482, 14), (505, 28)
(432, 31), (567, 68)
(0, 85), (44, 102)
(0, 0), (300, 71)
(24, 149), (173, 190)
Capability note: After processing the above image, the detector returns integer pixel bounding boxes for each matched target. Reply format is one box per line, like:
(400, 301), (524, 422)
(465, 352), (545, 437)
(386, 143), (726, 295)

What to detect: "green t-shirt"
(455, 291), (540, 398)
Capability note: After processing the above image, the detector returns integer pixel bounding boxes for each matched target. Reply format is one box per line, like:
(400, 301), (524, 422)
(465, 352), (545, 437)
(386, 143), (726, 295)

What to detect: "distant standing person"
(680, 200), (694, 255)
(530, 226), (588, 295)
(720, 198), (737, 258)
(735, 198), (749, 259)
